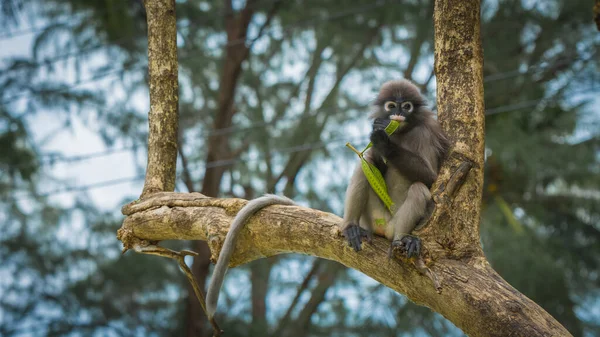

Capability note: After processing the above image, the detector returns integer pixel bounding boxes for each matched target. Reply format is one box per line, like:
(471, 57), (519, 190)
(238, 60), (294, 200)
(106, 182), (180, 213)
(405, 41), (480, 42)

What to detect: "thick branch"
(118, 193), (572, 337)
(141, 0), (179, 197)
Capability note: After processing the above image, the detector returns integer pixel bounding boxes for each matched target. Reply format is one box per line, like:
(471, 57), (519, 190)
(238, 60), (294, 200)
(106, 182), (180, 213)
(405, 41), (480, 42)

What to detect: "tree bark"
(141, 0), (179, 198)
(118, 193), (572, 337)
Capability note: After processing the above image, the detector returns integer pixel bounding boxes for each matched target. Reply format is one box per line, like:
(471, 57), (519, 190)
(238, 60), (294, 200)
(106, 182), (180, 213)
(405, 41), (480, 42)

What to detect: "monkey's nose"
(390, 115), (405, 122)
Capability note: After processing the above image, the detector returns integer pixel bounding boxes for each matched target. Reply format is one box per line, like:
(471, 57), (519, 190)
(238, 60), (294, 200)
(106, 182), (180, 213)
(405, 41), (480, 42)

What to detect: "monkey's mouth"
(390, 114), (406, 122)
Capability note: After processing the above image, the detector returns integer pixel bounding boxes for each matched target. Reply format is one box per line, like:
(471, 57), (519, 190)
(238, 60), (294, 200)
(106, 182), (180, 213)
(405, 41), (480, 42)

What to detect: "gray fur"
(342, 79), (449, 248)
(205, 194), (295, 319)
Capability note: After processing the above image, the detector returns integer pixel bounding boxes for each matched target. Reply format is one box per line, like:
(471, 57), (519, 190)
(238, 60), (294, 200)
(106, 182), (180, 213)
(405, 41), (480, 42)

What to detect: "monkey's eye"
(384, 101), (397, 112)
(401, 101), (414, 113)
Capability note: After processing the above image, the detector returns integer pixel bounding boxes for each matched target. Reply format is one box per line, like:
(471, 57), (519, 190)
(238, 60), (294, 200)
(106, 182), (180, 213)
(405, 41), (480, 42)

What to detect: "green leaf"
(362, 119), (402, 154)
(346, 119), (403, 213)
(360, 158), (395, 211)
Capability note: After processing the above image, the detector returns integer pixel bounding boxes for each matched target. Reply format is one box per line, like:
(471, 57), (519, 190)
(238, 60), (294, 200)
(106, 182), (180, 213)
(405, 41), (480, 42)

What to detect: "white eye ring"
(401, 101), (414, 113)
(384, 101), (397, 112)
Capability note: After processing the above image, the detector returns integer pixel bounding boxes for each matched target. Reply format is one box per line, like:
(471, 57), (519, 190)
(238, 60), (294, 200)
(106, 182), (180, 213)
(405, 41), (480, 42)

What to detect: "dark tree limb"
(403, 0), (434, 80)
(130, 244), (222, 335)
(271, 259), (323, 337)
(594, 0), (600, 31)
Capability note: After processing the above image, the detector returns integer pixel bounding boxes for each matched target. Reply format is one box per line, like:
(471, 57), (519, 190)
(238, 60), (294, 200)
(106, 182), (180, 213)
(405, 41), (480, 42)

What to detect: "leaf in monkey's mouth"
(345, 119), (403, 213)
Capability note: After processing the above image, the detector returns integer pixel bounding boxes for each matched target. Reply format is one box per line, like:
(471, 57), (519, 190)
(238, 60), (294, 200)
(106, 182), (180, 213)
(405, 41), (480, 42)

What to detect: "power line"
(1, 1), (389, 105)
(15, 85), (600, 198)
(485, 87), (597, 116)
(20, 175), (146, 199)
(14, 133), (366, 199)
(38, 146), (138, 163)
(2, 0), (386, 77)
(0, 0), (283, 41)
(2, 67), (135, 104)
(3, 0), (594, 106)
(7, 86), (597, 171)
(3, 47), (590, 107)
(485, 99), (542, 116)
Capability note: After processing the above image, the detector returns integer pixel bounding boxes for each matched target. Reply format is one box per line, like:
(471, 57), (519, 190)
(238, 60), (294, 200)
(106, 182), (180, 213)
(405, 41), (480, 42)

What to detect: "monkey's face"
(370, 97), (422, 123)
(382, 99), (414, 122)
(369, 79), (427, 124)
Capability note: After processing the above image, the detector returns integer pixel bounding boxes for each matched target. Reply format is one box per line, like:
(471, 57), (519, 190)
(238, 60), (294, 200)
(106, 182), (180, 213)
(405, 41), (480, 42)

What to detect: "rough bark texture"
(141, 0), (179, 198)
(118, 193), (572, 337)
(421, 0), (485, 259)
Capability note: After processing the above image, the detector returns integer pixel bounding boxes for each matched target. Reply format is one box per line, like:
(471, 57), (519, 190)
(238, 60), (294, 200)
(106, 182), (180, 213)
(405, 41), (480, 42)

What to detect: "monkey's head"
(370, 79), (428, 124)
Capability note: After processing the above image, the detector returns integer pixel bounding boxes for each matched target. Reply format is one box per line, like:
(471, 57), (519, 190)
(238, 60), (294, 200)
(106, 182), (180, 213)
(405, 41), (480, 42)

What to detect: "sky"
(2, 22), (146, 213)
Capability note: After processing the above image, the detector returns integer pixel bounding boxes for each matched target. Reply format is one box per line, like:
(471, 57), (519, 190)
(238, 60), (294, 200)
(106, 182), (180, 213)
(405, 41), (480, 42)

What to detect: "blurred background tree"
(0, 0), (598, 336)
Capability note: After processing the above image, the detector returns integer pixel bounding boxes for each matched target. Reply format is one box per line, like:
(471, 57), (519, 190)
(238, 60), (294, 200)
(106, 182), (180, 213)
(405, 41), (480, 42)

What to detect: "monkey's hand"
(342, 223), (372, 252)
(372, 118), (390, 131)
(390, 236), (421, 259)
(370, 129), (394, 158)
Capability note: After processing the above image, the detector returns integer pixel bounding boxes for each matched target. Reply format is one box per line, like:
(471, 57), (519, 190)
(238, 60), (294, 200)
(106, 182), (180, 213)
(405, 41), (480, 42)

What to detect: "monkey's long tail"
(205, 194), (295, 320)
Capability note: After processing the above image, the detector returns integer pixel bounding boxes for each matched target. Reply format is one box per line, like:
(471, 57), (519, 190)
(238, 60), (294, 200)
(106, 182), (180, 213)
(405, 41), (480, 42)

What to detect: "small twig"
(345, 142), (363, 157)
(413, 257), (442, 294)
(133, 244), (224, 336)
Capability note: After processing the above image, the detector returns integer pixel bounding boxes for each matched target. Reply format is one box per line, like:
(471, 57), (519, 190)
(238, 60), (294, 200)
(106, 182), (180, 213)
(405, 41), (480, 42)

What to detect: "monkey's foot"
(342, 224), (372, 252)
(390, 236), (421, 259)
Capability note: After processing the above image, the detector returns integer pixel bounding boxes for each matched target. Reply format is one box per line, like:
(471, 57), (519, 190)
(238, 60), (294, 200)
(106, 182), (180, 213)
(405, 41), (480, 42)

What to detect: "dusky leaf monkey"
(341, 79), (450, 257)
(205, 79), (449, 321)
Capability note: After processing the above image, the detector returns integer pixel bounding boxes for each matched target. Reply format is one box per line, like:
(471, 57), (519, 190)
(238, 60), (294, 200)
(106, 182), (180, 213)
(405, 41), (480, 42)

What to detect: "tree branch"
(178, 140), (195, 193)
(117, 191), (571, 337)
(286, 261), (343, 337)
(403, 0), (434, 80)
(271, 259), (323, 337)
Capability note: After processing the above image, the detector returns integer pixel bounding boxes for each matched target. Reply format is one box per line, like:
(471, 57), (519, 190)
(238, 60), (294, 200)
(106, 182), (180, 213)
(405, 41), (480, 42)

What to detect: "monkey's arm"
(341, 161), (373, 251)
(370, 130), (437, 187)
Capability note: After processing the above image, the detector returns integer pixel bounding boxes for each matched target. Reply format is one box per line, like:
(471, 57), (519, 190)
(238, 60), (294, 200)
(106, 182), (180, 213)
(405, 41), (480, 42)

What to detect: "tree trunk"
(140, 0), (179, 198)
